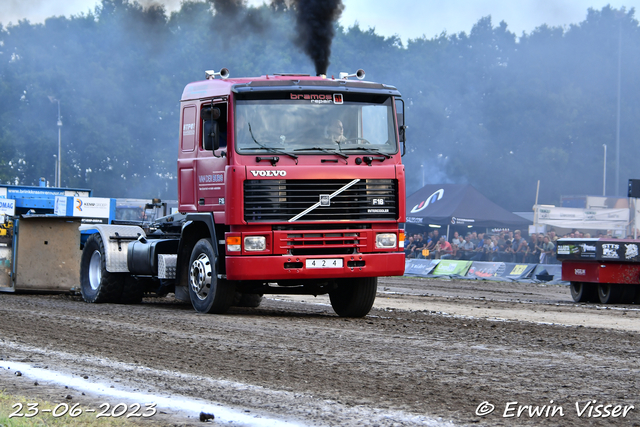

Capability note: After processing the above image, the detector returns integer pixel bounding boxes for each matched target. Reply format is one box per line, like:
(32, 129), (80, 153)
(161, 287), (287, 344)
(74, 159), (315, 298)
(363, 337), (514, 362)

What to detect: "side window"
(361, 105), (389, 145)
(181, 106), (196, 152)
(201, 102), (228, 150)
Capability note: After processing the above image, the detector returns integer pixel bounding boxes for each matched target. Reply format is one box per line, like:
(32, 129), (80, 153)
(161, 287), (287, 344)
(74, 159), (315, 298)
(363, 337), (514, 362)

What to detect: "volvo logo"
(250, 170), (287, 177)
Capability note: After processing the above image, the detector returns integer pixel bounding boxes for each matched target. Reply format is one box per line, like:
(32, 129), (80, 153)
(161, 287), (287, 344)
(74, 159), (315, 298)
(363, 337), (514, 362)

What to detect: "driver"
(326, 119), (347, 144)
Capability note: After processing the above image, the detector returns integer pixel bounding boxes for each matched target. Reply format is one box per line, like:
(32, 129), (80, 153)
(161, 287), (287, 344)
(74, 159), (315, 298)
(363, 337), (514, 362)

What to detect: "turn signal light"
(226, 236), (241, 252)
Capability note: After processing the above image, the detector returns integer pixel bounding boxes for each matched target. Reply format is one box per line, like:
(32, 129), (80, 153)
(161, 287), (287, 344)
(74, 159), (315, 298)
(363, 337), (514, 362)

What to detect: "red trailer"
(558, 238), (640, 303)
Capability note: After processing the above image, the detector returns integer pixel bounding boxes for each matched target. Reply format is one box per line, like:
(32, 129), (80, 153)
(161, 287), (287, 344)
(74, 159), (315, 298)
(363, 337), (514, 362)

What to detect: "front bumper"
(226, 252), (405, 281)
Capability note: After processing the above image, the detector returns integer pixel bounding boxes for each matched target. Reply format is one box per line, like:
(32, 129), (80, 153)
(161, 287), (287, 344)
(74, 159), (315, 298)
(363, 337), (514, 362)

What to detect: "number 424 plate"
(306, 258), (343, 268)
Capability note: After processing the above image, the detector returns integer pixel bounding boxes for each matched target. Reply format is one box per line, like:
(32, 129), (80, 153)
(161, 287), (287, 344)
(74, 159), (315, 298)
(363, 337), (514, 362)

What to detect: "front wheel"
(188, 239), (235, 314)
(80, 234), (124, 303)
(329, 277), (377, 317)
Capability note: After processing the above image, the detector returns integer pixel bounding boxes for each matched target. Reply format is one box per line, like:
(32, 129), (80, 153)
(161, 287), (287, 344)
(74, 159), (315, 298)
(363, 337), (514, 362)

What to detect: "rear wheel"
(188, 239), (235, 314)
(570, 282), (598, 303)
(80, 234), (124, 303)
(119, 276), (145, 304)
(598, 283), (636, 304)
(329, 277), (377, 317)
(234, 293), (263, 308)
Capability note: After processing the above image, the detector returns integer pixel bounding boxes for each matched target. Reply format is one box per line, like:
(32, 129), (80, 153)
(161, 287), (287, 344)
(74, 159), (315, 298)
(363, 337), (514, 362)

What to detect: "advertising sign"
(431, 260), (472, 276)
(0, 199), (16, 217)
(467, 262), (504, 279)
(535, 206), (628, 231)
(404, 259), (440, 276)
(555, 238), (640, 262)
(499, 263), (537, 280)
(73, 197), (110, 219)
(54, 196), (67, 216)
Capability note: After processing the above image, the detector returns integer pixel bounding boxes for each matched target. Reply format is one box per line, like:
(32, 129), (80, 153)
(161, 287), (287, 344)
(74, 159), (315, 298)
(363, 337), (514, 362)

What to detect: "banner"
(404, 259), (440, 276)
(431, 260), (472, 276)
(534, 205), (628, 231)
(556, 239), (640, 263)
(0, 199), (15, 217)
(467, 262), (505, 279)
(498, 263), (537, 280)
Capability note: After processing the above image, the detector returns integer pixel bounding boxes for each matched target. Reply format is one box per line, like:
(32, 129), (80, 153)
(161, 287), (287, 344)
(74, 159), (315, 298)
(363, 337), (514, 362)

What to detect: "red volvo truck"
(558, 238), (640, 304)
(79, 69), (407, 317)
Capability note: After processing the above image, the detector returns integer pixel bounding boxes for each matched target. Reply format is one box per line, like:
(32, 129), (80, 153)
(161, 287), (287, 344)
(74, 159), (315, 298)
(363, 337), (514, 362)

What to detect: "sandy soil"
(1, 277), (640, 426)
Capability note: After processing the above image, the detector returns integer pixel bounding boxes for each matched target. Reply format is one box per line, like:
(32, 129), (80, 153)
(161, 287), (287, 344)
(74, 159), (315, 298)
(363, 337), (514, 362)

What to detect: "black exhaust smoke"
(293, 0), (344, 76)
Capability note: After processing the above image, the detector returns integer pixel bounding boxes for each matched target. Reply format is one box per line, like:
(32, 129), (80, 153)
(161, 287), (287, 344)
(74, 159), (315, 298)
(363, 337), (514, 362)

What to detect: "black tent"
(406, 184), (531, 230)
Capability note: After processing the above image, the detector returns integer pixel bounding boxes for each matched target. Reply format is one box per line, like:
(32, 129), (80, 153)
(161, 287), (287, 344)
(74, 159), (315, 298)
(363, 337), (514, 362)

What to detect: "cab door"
(195, 100), (228, 213)
(177, 104), (198, 212)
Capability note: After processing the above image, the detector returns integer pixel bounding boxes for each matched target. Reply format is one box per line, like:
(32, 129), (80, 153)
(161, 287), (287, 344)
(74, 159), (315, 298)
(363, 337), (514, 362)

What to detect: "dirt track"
(1, 277), (640, 426)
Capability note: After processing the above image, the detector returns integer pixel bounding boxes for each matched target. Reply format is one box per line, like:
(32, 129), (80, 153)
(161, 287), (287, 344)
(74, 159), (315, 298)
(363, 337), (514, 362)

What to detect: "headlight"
(376, 233), (397, 249)
(244, 236), (266, 251)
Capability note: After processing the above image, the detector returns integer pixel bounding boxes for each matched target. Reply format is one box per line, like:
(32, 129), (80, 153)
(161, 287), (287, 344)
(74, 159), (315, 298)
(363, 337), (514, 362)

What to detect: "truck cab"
(81, 69), (407, 317)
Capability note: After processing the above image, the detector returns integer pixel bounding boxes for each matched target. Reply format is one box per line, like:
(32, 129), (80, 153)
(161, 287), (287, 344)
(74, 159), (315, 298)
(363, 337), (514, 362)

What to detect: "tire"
(80, 234), (124, 303)
(119, 276), (145, 304)
(329, 277), (377, 317)
(188, 239), (235, 314)
(570, 282), (598, 303)
(598, 283), (635, 304)
(234, 293), (263, 308)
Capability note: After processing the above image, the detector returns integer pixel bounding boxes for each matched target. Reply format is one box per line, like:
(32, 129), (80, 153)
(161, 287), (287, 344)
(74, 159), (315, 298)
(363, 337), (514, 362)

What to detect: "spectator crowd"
(403, 229), (594, 264)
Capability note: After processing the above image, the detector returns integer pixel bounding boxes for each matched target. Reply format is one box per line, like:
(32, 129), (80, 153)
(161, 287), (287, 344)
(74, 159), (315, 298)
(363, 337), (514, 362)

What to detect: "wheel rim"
(599, 284), (610, 300)
(190, 253), (212, 301)
(88, 250), (102, 291)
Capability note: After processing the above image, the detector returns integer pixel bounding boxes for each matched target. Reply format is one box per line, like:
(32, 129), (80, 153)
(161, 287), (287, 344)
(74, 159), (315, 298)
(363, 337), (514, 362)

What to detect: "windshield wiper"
(293, 146), (349, 160)
(339, 145), (392, 159)
(247, 123), (298, 163)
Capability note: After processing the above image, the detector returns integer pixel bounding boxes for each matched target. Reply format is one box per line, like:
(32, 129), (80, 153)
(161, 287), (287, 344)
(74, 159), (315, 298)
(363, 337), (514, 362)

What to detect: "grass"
(0, 391), (145, 426)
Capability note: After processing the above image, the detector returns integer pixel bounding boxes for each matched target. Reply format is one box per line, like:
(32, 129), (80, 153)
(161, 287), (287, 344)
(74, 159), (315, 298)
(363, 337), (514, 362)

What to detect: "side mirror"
(395, 98), (407, 156)
(204, 120), (220, 151)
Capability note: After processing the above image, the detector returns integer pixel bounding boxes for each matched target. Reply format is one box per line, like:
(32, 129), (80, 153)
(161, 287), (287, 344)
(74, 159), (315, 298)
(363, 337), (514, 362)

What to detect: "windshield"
(234, 96), (398, 155)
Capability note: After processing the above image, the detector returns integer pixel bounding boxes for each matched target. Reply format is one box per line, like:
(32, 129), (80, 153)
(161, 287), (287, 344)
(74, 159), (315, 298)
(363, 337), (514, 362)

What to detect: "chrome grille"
(244, 179), (398, 222)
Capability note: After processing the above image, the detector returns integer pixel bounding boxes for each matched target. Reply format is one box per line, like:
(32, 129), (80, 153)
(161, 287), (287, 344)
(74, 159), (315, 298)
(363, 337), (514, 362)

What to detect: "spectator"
(470, 231), (480, 247)
(471, 236), (493, 261)
(459, 234), (476, 260)
(404, 236), (416, 258)
(503, 233), (514, 261)
(411, 234), (424, 259)
(424, 232), (437, 257)
(489, 235), (501, 261)
(450, 244), (460, 260)
(436, 236), (454, 259)
(451, 231), (463, 246)
(512, 230), (528, 263)
(526, 233), (540, 263)
(540, 235), (555, 264)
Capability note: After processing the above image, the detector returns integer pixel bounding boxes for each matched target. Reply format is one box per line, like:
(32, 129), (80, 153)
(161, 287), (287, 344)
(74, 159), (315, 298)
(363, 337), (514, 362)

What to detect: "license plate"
(306, 258), (343, 269)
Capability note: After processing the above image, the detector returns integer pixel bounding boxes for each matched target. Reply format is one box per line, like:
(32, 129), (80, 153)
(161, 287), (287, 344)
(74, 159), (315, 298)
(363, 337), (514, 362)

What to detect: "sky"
(2, 0), (640, 42)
